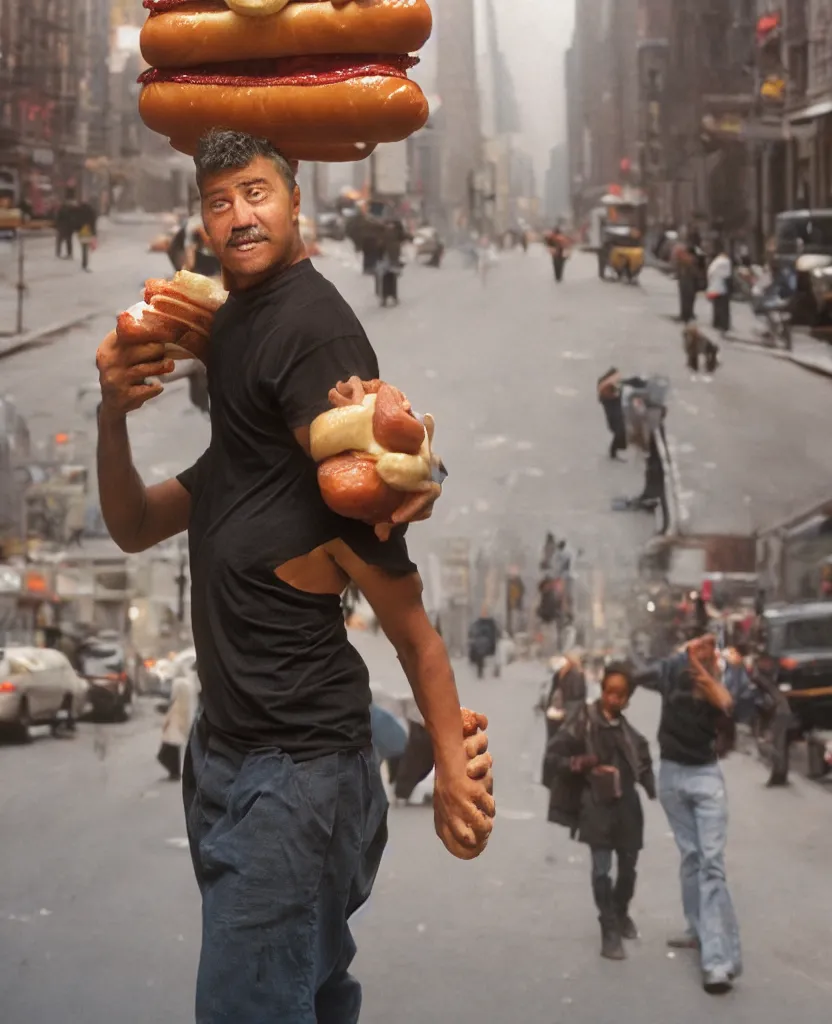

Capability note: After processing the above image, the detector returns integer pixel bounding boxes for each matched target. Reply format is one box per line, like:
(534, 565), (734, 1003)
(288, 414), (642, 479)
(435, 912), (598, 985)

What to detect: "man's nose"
(228, 195), (256, 228)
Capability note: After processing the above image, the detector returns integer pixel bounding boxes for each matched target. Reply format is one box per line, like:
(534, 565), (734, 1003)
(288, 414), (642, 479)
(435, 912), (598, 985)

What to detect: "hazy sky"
(417, 1), (576, 183)
(490, 0), (575, 174)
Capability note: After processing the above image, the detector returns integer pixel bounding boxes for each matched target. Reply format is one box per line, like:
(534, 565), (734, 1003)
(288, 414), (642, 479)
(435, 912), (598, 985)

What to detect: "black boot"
(600, 916), (626, 960)
(614, 852), (639, 939)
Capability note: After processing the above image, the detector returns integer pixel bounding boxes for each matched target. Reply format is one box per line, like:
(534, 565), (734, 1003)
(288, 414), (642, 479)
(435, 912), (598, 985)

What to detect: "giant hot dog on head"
(138, 0), (432, 163)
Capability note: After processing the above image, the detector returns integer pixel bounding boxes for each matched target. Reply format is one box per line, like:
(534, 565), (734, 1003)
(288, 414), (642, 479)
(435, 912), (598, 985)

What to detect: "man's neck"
(224, 245), (308, 294)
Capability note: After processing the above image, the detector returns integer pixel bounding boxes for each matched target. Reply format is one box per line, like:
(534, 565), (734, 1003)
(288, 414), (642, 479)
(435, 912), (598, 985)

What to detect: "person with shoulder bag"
(545, 664), (655, 961)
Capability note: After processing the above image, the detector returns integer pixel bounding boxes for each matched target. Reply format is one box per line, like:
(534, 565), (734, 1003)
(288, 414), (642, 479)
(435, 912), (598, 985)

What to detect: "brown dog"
(682, 324), (719, 374)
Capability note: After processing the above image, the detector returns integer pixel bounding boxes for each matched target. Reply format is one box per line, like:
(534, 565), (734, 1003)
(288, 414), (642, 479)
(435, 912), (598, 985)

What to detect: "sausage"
(317, 453), (404, 523)
(372, 382), (425, 455)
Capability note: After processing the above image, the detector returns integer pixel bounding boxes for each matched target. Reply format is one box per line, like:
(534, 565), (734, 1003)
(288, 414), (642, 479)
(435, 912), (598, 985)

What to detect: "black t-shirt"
(177, 258), (415, 760)
(638, 653), (722, 765)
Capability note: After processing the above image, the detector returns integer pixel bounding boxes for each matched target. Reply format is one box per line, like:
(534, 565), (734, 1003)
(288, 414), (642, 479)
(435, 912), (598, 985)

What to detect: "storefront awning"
(789, 98), (832, 124)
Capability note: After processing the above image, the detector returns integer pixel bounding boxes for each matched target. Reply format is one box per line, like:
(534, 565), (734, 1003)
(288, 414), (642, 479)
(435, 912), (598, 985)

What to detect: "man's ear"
(293, 184), (301, 223)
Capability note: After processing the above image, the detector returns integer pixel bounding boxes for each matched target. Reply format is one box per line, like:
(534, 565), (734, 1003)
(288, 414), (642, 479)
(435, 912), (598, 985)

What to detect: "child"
(545, 663), (655, 960)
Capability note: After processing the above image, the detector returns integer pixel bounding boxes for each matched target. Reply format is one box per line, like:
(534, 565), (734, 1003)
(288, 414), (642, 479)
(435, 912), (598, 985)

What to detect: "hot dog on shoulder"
(310, 377), (440, 527)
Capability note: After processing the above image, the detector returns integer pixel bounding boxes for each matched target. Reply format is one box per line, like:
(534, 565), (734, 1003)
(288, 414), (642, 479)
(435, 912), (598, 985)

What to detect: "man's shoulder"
(259, 264), (368, 346)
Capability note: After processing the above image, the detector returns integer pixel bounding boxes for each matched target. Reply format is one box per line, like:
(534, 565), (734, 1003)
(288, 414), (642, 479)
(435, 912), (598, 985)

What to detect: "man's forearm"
(397, 630), (467, 773)
(97, 408), (148, 552)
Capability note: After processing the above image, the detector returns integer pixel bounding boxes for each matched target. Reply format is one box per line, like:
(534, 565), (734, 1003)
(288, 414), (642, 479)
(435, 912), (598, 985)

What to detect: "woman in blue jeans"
(635, 635), (742, 995)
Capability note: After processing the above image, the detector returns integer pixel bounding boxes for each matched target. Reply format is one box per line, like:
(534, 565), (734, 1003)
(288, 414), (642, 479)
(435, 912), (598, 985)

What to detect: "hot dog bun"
(139, 75), (428, 148)
(115, 271), (227, 364)
(141, 0), (433, 69)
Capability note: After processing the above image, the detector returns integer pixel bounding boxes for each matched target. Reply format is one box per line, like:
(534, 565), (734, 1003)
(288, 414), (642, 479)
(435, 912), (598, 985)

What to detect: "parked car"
(0, 646), (88, 742)
(77, 633), (133, 722)
(755, 602), (832, 733)
(772, 209), (832, 324)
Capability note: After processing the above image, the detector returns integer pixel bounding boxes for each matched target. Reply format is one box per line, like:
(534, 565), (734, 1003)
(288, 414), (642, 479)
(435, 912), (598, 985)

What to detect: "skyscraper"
(435, 0), (482, 231)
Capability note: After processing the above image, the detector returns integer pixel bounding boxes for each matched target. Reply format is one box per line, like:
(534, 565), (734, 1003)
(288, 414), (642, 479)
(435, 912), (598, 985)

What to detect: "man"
(671, 227), (700, 324)
(96, 129), (494, 1022)
(597, 368), (629, 460)
(545, 223), (570, 282)
(635, 635), (742, 995)
(76, 198), (98, 273)
(751, 651), (793, 787)
(55, 197), (77, 259)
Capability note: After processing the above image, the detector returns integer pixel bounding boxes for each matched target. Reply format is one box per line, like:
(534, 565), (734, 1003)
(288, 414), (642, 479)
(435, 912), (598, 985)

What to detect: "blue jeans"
(184, 716), (389, 1023)
(658, 760), (742, 976)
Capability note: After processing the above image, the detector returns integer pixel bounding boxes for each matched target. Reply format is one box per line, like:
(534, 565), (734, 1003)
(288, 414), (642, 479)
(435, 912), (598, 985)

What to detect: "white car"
(0, 647), (88, 741)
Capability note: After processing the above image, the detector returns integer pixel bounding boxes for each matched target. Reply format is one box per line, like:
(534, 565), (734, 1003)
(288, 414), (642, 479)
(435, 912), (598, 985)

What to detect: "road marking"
(165, 837), (190, 850)
(498, 809), (535, 821)
(476, 434), (508, 450)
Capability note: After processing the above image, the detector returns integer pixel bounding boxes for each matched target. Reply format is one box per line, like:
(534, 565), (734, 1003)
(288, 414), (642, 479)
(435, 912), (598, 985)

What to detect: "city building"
(435, 0), (483, 236)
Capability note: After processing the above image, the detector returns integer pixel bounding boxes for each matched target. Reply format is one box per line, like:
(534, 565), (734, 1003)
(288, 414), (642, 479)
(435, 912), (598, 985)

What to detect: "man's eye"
(248, 189), (266, 202)
(211, 201), (228, 213)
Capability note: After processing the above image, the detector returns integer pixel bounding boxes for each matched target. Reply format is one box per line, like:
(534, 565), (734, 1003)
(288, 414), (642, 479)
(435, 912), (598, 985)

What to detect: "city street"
(2, 236), (832, 1021)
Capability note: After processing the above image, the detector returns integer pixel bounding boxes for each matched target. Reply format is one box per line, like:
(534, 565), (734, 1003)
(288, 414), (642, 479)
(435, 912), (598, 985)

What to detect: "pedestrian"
(546, 223), (570, 282)
(76, 199), (98, 272)
(95, 128), (494, 1022)
(707, 240), (732, 338)
(671, 227), (700, 323)
(157, 665), (200, 782)
(597, 368), (628, 460)
(541, 652), (587, 748)
(467, 607), (500, 679)
(751, 652), (793, 787)
(376, 220), (402, 307)
(634, 634), (742, 994)
(55, 198), (76, 259)
(545, 664), (656, 960)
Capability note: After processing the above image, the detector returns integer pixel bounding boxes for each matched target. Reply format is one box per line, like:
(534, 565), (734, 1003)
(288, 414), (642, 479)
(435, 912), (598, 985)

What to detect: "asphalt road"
(1, 641), (830, 1024)
(2, 237), (832, 1022)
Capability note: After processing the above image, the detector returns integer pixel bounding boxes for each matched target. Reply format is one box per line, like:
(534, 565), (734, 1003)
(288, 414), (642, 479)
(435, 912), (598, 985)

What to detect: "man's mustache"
(227, 227), (269, 248)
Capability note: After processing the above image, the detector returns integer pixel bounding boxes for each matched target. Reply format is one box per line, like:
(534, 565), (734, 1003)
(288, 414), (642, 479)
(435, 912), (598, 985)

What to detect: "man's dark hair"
(602, 661), (635, 695)
(194, 129), (296, 194)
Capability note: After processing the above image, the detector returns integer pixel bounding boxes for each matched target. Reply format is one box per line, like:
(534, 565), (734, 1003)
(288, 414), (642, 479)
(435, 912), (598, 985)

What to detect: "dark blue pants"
(183, 717), (389, 1023)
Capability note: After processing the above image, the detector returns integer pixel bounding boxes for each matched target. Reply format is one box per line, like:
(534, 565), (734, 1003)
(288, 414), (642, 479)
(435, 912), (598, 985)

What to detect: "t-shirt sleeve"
(263, 332), (380, 430)
(339, 520), (417, 576)
(176, 449), (210, 494)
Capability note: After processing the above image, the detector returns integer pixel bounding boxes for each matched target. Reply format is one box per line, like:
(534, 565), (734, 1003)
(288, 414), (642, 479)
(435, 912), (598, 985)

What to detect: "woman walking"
(545, 665), (656, 960)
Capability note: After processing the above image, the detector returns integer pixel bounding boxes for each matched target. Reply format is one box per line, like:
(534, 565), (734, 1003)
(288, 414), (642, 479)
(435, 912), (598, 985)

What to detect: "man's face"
(200, 155), (302, 288)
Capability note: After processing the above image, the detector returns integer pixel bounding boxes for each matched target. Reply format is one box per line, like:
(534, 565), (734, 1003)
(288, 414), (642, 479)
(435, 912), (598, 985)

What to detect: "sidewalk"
(0, 218), (166, 357)
(644, 266), (832, 378)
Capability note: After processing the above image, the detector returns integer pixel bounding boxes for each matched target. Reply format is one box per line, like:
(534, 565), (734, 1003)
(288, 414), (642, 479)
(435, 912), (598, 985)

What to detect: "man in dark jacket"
(546, 665), (655, 961)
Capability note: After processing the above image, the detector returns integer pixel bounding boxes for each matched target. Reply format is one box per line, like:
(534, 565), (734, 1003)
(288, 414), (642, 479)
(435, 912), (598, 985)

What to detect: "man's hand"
(433, 708), (494, 861)
(434, 755), (494, 861)
(96, 329), (173, 418)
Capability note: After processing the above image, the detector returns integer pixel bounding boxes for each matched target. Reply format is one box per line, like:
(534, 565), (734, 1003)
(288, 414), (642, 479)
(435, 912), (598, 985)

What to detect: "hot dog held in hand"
(115, 269), (228, 365)
(138, 0), (433, 163)
(310, 375), (445, 538)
